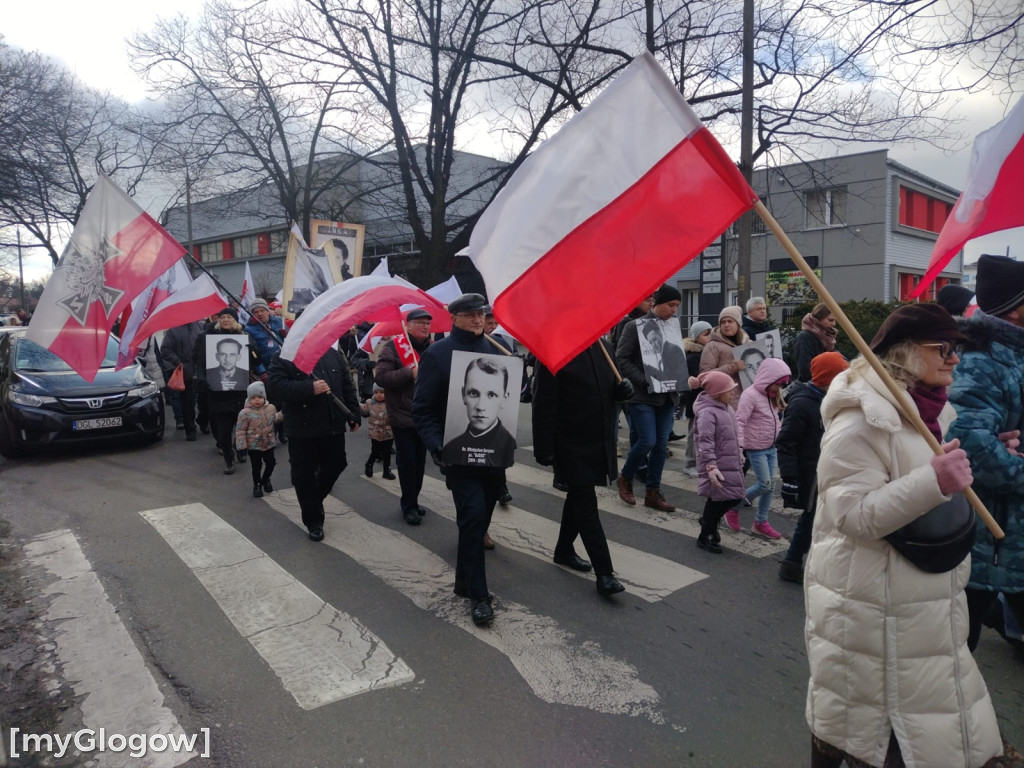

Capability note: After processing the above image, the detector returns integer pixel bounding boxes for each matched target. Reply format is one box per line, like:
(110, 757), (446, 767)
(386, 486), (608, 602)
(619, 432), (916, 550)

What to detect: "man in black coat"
(160, 320), (205, 440)
(268, 346), (361, 541)
(412, 293), (507, 626)
(741, 296), (772, 340)
(533, 341), (631, 597)
(374, 308), (434, 526)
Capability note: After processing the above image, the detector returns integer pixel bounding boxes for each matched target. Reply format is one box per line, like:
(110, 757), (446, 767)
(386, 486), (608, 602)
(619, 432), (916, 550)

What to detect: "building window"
(199, 242), (221, 263)
(805, 188), (847, 228)
(898, 186), (952, 234)
(897, 273), (949, 302)
(232, 235), (260, 260)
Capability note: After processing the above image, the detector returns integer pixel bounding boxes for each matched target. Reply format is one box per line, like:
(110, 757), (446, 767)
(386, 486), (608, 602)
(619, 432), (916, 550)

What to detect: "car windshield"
(14, 335), (120, 372)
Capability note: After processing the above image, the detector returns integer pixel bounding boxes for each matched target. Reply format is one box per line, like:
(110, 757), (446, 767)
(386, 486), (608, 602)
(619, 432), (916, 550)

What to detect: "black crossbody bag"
(885, 492), (977, 573)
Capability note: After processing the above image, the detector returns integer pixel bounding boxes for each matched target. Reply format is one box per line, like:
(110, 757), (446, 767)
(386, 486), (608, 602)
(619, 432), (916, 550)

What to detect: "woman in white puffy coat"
(805, 303), (1005, 768)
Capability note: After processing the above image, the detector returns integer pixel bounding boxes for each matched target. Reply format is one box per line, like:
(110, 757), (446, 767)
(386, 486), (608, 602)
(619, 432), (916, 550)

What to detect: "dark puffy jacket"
(790, 330), (826, 383)
(776, 381), (825, 510)
(374, 334), (432, 429)
(532, 341), (618, 487)
(160, 321), (203, 382)
(268, 347), (360, 438)
(615, 312), (678, 407)
(742, 315), (772, 340)
(947, 312), (1024, 592)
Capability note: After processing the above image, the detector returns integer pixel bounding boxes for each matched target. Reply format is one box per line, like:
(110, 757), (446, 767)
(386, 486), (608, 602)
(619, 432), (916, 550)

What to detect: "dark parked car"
(0, 329), (164, 458)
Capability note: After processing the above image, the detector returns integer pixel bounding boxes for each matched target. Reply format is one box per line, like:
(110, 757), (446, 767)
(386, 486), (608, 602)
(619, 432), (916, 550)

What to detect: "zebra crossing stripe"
(366, 474), (708, 602)
(139, 503), (414, 710)
(261, 489), (665, 723)
(23, 530), (198, 766)
(499, 463), (789, 558)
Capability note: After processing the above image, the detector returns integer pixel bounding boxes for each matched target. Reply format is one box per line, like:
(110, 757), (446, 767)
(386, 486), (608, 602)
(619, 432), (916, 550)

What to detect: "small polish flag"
(469, 52), (757, 373)
(132, 273), (227, 347)
(912, 95), (1024, 297)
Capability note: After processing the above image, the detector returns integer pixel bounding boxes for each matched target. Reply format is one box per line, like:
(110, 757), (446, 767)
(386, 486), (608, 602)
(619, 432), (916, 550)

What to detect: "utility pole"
(185, 170), (195, 272)
(737, 0), (754, 307)
(17, 229), (25, 309)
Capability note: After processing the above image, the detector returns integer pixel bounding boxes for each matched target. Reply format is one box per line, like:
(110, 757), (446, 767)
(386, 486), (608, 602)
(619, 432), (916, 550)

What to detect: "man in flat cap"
(375, 307), (435, 526)
(413, 293), (508, 626)
(946, 253), (1024, 652)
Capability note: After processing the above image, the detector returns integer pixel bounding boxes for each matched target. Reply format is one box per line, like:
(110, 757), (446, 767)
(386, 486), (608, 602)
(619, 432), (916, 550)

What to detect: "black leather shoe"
(382, 468), (396, 480)
(498, 485), (513, 506)
(252, 484), (263, 498)
(308, 527), (325, 541)
(697, 536), (723, 554)
(416, 506), (427, 517)
(667, 431), (685, 442)
(596, 575), (625, 596)
(553, 552), (593, 572)
(403, 508), (421, 526)
(552, 479), (570, 492)
(364, 461), (373, 478)
(262, 479), (273, 493)
(471, 598), (495, 626)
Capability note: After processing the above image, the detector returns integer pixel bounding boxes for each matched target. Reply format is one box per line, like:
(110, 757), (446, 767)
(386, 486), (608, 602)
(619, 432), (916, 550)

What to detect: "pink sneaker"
(752, 521), (782, 539)
(724, 510), (741, 532)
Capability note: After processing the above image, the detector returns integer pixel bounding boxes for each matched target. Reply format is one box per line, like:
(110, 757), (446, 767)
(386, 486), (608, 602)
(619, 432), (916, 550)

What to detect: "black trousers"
(178, 384), (197, 436)
(555, 485), (614, 576)
(447, 468), (502, 599)
(196, 386), (209, 430)
(393, 426), (427, 513)
(367, 438), (393, 467)
(701, 498), (743, 535)
(248, 448), (276, 485)
(966, 586), (1024, 652)
(288, 435), (348, 530)
(209, 411), (236, 464)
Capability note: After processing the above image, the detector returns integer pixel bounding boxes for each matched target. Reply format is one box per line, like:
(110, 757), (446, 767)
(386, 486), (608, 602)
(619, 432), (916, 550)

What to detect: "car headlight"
(128, 382), (160, 399)
(9, 391), (58, 407)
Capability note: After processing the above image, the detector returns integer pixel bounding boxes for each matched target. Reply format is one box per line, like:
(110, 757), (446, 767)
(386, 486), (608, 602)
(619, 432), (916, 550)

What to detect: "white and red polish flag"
(27, 175), (188, 381)
(912, 96), (1024, 298)
(131, 272), (227, 353)
(238, 261), (257, 324)
(280, 276), (447, 373)
(115, 260), (193, 369)
(355, 275), (461, 353)
(468, 52), (757, 373)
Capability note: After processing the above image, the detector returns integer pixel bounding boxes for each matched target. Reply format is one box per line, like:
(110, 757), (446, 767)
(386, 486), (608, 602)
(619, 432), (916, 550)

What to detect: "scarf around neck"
(802, 313), (837, 351)
(909, 384), (947, 442)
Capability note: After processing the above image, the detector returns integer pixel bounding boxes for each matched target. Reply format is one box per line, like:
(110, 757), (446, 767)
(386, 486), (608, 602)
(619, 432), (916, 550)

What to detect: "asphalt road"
(0, 404), (1021, 768)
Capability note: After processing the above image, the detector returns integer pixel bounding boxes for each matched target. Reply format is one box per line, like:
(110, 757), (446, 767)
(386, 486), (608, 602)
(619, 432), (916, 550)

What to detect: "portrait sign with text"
(205, 334), (250, 392)
(732, 330), (781, 390)
(636, 317), (689, 393)
(311, 220), (366, 282)
(442, 351), (523, 468)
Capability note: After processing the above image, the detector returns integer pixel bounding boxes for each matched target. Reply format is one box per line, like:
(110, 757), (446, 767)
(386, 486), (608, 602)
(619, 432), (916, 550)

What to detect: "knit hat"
(869, 303), (968, 356)
(247, 381), (266, 399)
(373, 383), (384, 392)
(936, 285), (974, 317)
(218, 307), (239, 321)
(810, 352), (849, 389)
(653, 284), (682, 305)
(976, 254), (1024, 316)
(718, 306), (742, 325)
(688, 370), (737, 397)
(249, 299), (270, 313)
(689, 320), (713, 340)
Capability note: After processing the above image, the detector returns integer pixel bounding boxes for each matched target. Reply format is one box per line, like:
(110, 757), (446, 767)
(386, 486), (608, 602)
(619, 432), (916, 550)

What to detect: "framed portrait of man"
(311, 220), (366, 283)
(282, 227), (342, 317)
(636, 317), (689, 393)
(442, 351), (523, 468)
(205, 334), (250, 392)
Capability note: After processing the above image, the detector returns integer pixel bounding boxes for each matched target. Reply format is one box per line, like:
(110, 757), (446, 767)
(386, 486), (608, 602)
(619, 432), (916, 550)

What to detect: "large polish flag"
(355, 275), (462, 352)
(27, 175), (187, 381)
(912, 96), (1024, 297)
(280, 276), (448, 373)
(469, 52), (757, 373)
(131, 273), (227, 352)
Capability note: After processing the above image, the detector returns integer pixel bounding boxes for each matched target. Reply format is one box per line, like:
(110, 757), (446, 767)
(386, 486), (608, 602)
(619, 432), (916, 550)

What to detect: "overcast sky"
(5, 1), (1021, 283)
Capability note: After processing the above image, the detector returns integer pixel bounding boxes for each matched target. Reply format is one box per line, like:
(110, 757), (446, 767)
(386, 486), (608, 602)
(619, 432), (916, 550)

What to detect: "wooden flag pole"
(753, 200), (1003, 539)
(401, 320), (420, 365)
(484, 333), (514, 356)
(597, 338), (624, 383)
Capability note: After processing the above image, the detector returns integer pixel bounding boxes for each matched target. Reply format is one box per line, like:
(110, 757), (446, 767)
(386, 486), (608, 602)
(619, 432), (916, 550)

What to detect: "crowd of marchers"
(147, 260), (1023, 768)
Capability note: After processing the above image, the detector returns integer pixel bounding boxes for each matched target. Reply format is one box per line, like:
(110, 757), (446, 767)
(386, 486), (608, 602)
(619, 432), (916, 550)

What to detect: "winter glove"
(614, 378), (635, 402)
(708, 467), (725, 488)
(930, 439), (973, 496)
(998, 430), (1022, 456)
(781, 480), (800, 508)
(430, 448), (448, 473)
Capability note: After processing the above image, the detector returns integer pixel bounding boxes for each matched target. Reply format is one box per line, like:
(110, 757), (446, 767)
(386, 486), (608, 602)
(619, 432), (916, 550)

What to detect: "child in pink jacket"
(730, 357), (791, 538)
(691, 371), (745, 554)
(235, 381), (282, 498)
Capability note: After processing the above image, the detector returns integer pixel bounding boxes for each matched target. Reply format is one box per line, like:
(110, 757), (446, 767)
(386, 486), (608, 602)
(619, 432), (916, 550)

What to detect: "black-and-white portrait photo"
(205, 334), (250, 392)
(288, 245), (333, 314)
(442, 351), (523, 468)
(734, 342), (768, 390)
(760, 329), (783, 360)
(636, 316), (689, 393)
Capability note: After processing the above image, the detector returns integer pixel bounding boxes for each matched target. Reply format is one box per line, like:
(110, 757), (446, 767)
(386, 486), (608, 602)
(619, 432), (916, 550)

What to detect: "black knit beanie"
(652, 284), (681, 305)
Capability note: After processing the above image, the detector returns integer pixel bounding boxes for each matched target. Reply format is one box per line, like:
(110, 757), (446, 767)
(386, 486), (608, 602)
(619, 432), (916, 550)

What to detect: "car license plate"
(72, 416), (123, 431)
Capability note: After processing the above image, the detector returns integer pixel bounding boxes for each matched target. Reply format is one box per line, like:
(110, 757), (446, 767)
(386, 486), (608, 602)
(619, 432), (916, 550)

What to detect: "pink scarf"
(909, 385), (947, 442)
(801, 313), (837, 351)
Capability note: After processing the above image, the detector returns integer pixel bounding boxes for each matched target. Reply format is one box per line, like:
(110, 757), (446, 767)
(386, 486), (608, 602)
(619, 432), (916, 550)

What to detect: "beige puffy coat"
(805, 365), (1002, 768)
